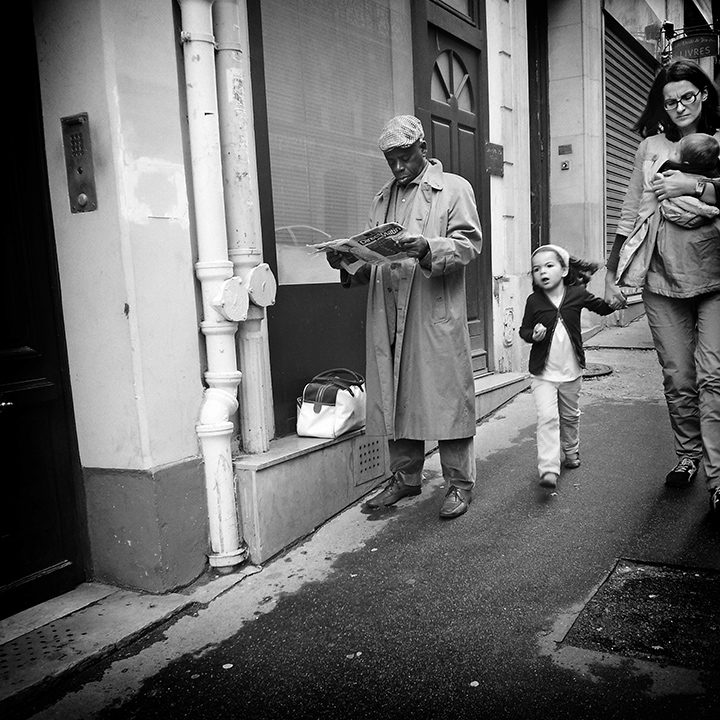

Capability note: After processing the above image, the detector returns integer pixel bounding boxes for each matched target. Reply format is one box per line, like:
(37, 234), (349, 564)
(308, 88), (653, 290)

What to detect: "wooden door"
(0, 5), (87, 618)
(414, 1), (491, 374)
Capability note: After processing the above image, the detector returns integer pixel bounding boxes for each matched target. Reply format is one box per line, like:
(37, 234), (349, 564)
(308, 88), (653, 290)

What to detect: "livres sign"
(673, 34), (719, 60)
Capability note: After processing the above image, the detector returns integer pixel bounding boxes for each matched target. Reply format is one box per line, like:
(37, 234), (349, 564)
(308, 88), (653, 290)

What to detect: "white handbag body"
(296, 368), (366, 439)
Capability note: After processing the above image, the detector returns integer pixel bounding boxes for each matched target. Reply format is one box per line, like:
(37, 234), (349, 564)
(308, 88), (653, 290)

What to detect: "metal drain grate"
(562, 559), (720, 671)
(355, 437), (384, 485)
(0, 619), (86, 687)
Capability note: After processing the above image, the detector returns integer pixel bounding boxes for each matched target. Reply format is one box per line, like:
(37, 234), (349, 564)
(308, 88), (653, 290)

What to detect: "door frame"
(411, 0), (493, 373)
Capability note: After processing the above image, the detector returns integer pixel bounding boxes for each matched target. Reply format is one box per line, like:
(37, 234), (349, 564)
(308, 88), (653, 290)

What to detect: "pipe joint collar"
(205, 370), (242, 396)
(196, 260), (234, 282)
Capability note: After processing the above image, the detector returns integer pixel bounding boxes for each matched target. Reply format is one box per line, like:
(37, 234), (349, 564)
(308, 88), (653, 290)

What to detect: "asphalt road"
(24, 344), (720, 720)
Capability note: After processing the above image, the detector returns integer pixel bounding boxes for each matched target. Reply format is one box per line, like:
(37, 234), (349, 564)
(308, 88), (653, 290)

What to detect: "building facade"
(3, 0), (715, 616)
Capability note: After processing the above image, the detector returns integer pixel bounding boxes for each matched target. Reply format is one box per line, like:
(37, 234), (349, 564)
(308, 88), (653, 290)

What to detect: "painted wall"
(32, 0), (204, 472)
(32, 0), (210, 590)
(547, 0), (605, 277)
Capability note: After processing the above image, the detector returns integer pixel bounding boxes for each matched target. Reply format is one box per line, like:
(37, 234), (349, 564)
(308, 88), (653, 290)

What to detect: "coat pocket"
(431, 276), (448, 323)
(685, 220), (720, 277)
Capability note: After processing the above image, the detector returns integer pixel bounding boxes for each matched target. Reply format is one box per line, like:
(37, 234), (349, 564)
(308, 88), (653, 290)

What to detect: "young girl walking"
(520, 245), (615, 489)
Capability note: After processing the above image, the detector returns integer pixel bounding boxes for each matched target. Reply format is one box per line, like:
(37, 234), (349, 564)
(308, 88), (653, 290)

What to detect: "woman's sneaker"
(664, 457), (699, 487)
(564, 453), (581, 469)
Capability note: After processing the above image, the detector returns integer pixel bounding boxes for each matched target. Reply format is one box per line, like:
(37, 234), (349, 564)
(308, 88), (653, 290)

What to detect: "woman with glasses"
(604, 58), (720, 519)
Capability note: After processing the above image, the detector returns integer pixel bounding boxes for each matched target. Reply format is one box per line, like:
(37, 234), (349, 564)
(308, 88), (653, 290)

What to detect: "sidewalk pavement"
(3, 315), (718, 719)
(0, 563), (263, 713)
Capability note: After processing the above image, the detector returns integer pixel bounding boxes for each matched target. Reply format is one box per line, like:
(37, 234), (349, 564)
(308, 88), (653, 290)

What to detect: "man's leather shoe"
(439, 486), (471, 518)
(365, 475), (421, 508)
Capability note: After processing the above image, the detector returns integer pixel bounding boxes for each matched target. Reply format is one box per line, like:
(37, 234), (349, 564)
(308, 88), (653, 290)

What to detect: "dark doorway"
(0, 5), (88, 618)
(527, 0), (550, 253)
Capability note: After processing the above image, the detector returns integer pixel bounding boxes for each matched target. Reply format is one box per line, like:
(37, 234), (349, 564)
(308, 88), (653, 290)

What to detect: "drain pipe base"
(208, 547), (248, 569)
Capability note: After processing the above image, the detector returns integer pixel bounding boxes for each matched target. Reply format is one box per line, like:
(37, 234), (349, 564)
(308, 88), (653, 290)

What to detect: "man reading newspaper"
(326, 114), (483, 519)
(312, 222), (408, 274)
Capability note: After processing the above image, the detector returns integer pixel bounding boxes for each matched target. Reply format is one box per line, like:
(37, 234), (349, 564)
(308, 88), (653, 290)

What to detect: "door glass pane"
(433, 0), (472, 20)
(262, 0), (413, 285)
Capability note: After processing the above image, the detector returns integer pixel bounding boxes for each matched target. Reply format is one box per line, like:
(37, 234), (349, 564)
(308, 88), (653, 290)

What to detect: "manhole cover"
(583, 363), (613, 379)
(562, 559), (720, 670)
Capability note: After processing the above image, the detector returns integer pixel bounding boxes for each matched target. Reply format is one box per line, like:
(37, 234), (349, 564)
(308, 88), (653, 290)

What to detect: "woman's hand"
(604, 284), (627, 310)
(651, 169), (695, 201)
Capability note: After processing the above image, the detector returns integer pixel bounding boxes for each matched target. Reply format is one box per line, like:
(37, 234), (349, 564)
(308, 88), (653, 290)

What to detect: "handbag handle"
(311, 368), (365, 388)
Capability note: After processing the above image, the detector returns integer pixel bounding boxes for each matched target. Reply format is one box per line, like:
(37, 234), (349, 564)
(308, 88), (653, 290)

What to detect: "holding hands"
(604, 283), (628, 310)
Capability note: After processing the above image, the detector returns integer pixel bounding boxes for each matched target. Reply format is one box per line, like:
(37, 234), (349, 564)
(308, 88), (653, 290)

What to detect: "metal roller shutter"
(604, 17), (659, 259)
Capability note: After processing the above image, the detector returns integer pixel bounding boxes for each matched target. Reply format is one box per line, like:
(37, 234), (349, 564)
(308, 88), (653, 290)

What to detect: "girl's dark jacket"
(519, 285), (615, 376)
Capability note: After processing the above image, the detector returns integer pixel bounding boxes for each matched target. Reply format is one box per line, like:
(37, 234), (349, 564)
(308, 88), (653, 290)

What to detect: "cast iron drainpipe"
(178, 0), (249, 570)
(213, 0), (277, 454)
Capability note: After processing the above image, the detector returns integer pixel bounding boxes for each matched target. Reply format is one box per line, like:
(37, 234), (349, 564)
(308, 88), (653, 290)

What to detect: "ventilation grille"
(355, 437), (384, 486)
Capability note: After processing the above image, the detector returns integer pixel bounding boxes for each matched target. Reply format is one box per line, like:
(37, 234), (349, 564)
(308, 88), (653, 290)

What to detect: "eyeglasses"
(663, 90), (702, 111)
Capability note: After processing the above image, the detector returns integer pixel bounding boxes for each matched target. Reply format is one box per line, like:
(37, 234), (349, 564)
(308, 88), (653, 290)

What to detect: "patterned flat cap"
(378, 115), (425, 152)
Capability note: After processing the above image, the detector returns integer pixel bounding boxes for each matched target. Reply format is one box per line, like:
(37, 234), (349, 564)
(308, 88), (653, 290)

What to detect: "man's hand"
(651, 170), (694, 202)
(326, 249), (347, 270)
(532, 323), (547, 342)
(397, 233), (429, 259)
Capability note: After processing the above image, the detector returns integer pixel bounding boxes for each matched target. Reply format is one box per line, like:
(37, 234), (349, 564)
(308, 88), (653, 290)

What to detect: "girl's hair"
(634, 59), (720, 141)
(567, 256), (600, 286)
(532, 247), (600, 288)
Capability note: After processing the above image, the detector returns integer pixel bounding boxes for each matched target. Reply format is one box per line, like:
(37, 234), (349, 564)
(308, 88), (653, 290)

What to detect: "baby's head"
(669, 133), (720, 168)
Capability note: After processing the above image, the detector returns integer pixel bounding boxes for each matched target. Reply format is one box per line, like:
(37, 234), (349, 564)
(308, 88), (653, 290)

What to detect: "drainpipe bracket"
(180, 30), (217, 48)
(217, 41), (243, 53)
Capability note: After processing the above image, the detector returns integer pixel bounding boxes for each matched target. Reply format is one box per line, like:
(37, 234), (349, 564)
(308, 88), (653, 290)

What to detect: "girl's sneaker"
(539, 473), (558, 489)
(564, 453), (581, 469)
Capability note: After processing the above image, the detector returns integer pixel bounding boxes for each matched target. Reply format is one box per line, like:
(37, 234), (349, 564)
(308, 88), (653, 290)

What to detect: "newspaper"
(309, 222), (407, 274)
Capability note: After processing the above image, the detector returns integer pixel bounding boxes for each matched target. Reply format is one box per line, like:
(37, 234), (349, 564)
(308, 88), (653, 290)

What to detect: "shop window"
(261, 0), (413, 285)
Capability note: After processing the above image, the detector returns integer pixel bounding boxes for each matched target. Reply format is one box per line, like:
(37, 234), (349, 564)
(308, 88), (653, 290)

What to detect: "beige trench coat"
(345, 159), (483, 440)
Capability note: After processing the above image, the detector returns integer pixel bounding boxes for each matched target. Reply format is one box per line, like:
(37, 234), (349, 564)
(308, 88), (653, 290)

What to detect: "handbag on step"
(296, 368), (366, 438)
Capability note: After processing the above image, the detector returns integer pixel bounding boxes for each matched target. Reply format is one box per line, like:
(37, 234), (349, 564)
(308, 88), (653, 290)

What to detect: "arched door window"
(432, 49), (473, 112)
